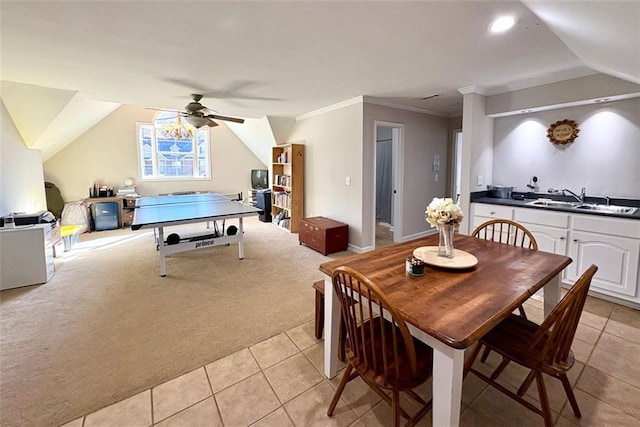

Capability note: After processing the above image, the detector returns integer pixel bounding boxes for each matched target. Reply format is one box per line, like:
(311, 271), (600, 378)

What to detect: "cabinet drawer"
(513, 207), (570, 228)
(123, 198), (138, 208)
(472, 203), (513, 219)
(122, 210), (135, 223)
(572, 213), (640, 238)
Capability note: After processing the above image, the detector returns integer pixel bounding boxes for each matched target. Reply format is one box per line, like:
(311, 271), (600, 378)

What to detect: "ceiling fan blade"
(207, 120), (219, 127)
(205, 114), (245, 124)
(146, 107), (185, 113)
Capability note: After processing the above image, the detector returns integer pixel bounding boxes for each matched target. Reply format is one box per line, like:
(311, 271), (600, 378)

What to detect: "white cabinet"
(513, 207), (570, 256)
(0, 224), (55, 290)
(472, 202), (640, 306)
(567, 215), (640, 299)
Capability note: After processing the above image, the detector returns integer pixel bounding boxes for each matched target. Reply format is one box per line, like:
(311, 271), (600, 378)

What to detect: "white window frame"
(136, 113), (211, 181)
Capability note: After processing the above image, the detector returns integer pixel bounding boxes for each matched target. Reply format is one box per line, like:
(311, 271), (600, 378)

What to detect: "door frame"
(450, 128), (463, 202)
(373, 121), (404, 244)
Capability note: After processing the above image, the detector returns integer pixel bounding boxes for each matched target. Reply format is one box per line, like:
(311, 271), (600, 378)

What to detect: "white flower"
(425, 197), (464, 228)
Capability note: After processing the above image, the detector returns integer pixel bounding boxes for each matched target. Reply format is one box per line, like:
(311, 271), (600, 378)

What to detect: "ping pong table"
(131, 193), (262, 276)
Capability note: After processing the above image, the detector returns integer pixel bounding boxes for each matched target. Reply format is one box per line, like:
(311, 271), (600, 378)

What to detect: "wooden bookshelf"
(272, 143), (304, 233)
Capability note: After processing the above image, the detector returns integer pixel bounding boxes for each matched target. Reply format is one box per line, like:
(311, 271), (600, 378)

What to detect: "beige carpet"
(0, 217), (351, 427)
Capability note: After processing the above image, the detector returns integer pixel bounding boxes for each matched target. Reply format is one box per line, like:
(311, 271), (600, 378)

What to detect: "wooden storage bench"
(299, 217), (348, 255)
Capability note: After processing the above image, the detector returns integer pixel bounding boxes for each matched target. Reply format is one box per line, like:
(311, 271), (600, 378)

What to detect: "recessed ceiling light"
(489, 16), (516, 33)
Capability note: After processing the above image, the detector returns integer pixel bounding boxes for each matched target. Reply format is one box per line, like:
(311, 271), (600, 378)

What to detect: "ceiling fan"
(151, 94), (245, 128)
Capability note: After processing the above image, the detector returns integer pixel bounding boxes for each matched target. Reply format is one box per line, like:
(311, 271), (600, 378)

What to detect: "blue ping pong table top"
(135, 193), (232, 208)
(131, 193), (261, 230)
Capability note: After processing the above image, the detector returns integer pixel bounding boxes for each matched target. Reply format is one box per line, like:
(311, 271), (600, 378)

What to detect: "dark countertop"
(471, 192), (640, 220)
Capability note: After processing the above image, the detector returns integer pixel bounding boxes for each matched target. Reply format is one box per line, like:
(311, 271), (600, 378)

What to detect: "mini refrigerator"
(92, 202), (119, 231)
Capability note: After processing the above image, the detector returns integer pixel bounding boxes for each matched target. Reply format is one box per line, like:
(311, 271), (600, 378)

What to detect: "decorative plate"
(547, 119), (579, 145)
(413, 246), (478, 269)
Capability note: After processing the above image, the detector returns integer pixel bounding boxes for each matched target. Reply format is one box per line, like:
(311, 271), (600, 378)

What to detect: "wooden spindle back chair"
(471, 219), (538, 321)
(327, 266), (433, 427)
(471, 218), (538, 250)
(465, 264), (598, 427)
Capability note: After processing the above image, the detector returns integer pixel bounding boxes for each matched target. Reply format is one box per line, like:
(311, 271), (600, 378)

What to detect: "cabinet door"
(567, 230), (640, 297)
(520, 222), (568, 255)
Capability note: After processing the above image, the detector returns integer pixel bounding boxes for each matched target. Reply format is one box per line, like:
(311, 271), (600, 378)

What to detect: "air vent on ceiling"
(417, 94), (442, 101)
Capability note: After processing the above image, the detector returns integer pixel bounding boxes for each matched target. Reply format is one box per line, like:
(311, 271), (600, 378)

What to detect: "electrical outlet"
(477, 175), (484, 186)
(345, 176), (351, 186)
(434, 173), (439, 181)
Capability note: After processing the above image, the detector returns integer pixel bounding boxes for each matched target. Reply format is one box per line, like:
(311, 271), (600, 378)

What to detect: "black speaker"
(256, 189), (272, 222)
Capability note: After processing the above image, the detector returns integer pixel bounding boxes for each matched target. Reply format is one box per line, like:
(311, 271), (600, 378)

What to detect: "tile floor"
(61, 294), (640, 427)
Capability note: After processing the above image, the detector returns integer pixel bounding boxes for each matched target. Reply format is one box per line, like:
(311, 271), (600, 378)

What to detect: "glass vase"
(438, 223), (455, 258)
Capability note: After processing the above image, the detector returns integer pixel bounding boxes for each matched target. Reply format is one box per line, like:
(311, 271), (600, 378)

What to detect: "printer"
(1, 211), (56, 227)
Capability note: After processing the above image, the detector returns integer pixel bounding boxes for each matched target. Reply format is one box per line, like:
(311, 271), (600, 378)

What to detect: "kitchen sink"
(526, 199), (638, 215)
(526, 200), (578, 208)
(574, 204), (638, 215)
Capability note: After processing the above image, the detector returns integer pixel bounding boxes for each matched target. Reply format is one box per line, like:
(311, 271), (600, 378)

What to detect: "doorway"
(452, 130), (463, 202)
(374, 122), (403, 248)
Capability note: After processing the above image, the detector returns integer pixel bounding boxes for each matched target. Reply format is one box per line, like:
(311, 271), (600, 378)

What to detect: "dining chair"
(327, 266), (433, 427)
(464, 264), (598, 427)
(471, 219), (539, 320)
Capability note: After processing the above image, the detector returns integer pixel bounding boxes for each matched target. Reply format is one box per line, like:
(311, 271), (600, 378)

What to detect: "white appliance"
(0, 224), (55, 290)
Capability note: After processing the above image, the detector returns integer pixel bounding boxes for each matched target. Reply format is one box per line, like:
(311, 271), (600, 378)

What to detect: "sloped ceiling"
(0, 81), (120, 161)
(523, 0), (640, 85)
(1, 1), (638, 161)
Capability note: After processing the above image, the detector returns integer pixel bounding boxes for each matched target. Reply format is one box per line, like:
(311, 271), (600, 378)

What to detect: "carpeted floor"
(0, 217), (352, 427)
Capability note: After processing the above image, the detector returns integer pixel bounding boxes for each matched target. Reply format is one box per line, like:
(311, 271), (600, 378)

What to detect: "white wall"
(0, 99), (47, 215)
(459, 92), (494, 234)
(493, 97), (640, 198)
(43, 105), (266, 202)
(363, 103), (449, 247)
(286, 101), (449, 250)
(286, 103), (364, 246)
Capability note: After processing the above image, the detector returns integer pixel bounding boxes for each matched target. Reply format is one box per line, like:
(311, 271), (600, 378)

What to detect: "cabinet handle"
(573, 239), (579, 242)
(490, 211), (496, 215)
(560, 237), (565, 240)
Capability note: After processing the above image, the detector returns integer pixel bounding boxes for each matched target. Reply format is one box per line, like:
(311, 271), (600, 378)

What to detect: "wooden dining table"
(319, 233), (572, 427)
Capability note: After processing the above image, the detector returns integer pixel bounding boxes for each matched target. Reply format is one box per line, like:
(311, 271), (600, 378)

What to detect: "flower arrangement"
(425, 197), (464, 228)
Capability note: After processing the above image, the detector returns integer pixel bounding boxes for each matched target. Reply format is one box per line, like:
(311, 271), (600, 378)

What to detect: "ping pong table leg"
(158, 226), (167, 276)
(238, 218), (244, 259)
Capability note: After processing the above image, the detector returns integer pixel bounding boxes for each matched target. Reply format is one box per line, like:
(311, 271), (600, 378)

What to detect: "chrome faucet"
(562, 187), (586, 203)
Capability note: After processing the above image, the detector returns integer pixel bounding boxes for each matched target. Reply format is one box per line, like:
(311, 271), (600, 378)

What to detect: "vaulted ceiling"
(1, 1), (638, 160)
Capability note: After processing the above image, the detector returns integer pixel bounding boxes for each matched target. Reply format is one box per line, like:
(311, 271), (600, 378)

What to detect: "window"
(137, 112), (210, 180)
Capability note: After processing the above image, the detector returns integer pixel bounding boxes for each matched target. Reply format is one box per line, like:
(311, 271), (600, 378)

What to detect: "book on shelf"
(276, 149), (292, 164)
(274, 209), (287, 225)
(275, 193), (291, 209)
(273, 174), (291, 187)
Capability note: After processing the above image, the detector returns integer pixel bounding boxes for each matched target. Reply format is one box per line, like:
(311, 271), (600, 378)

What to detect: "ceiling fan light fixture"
(185, 116), (210, 128)
(489, 16), (516, 33)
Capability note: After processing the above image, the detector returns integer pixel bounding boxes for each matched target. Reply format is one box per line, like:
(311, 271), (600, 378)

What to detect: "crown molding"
(296, 96), (363, 121)
(362, 96), (449, 117)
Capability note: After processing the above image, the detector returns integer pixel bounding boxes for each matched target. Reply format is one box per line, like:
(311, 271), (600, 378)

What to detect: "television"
(251, 169), (269, 189)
